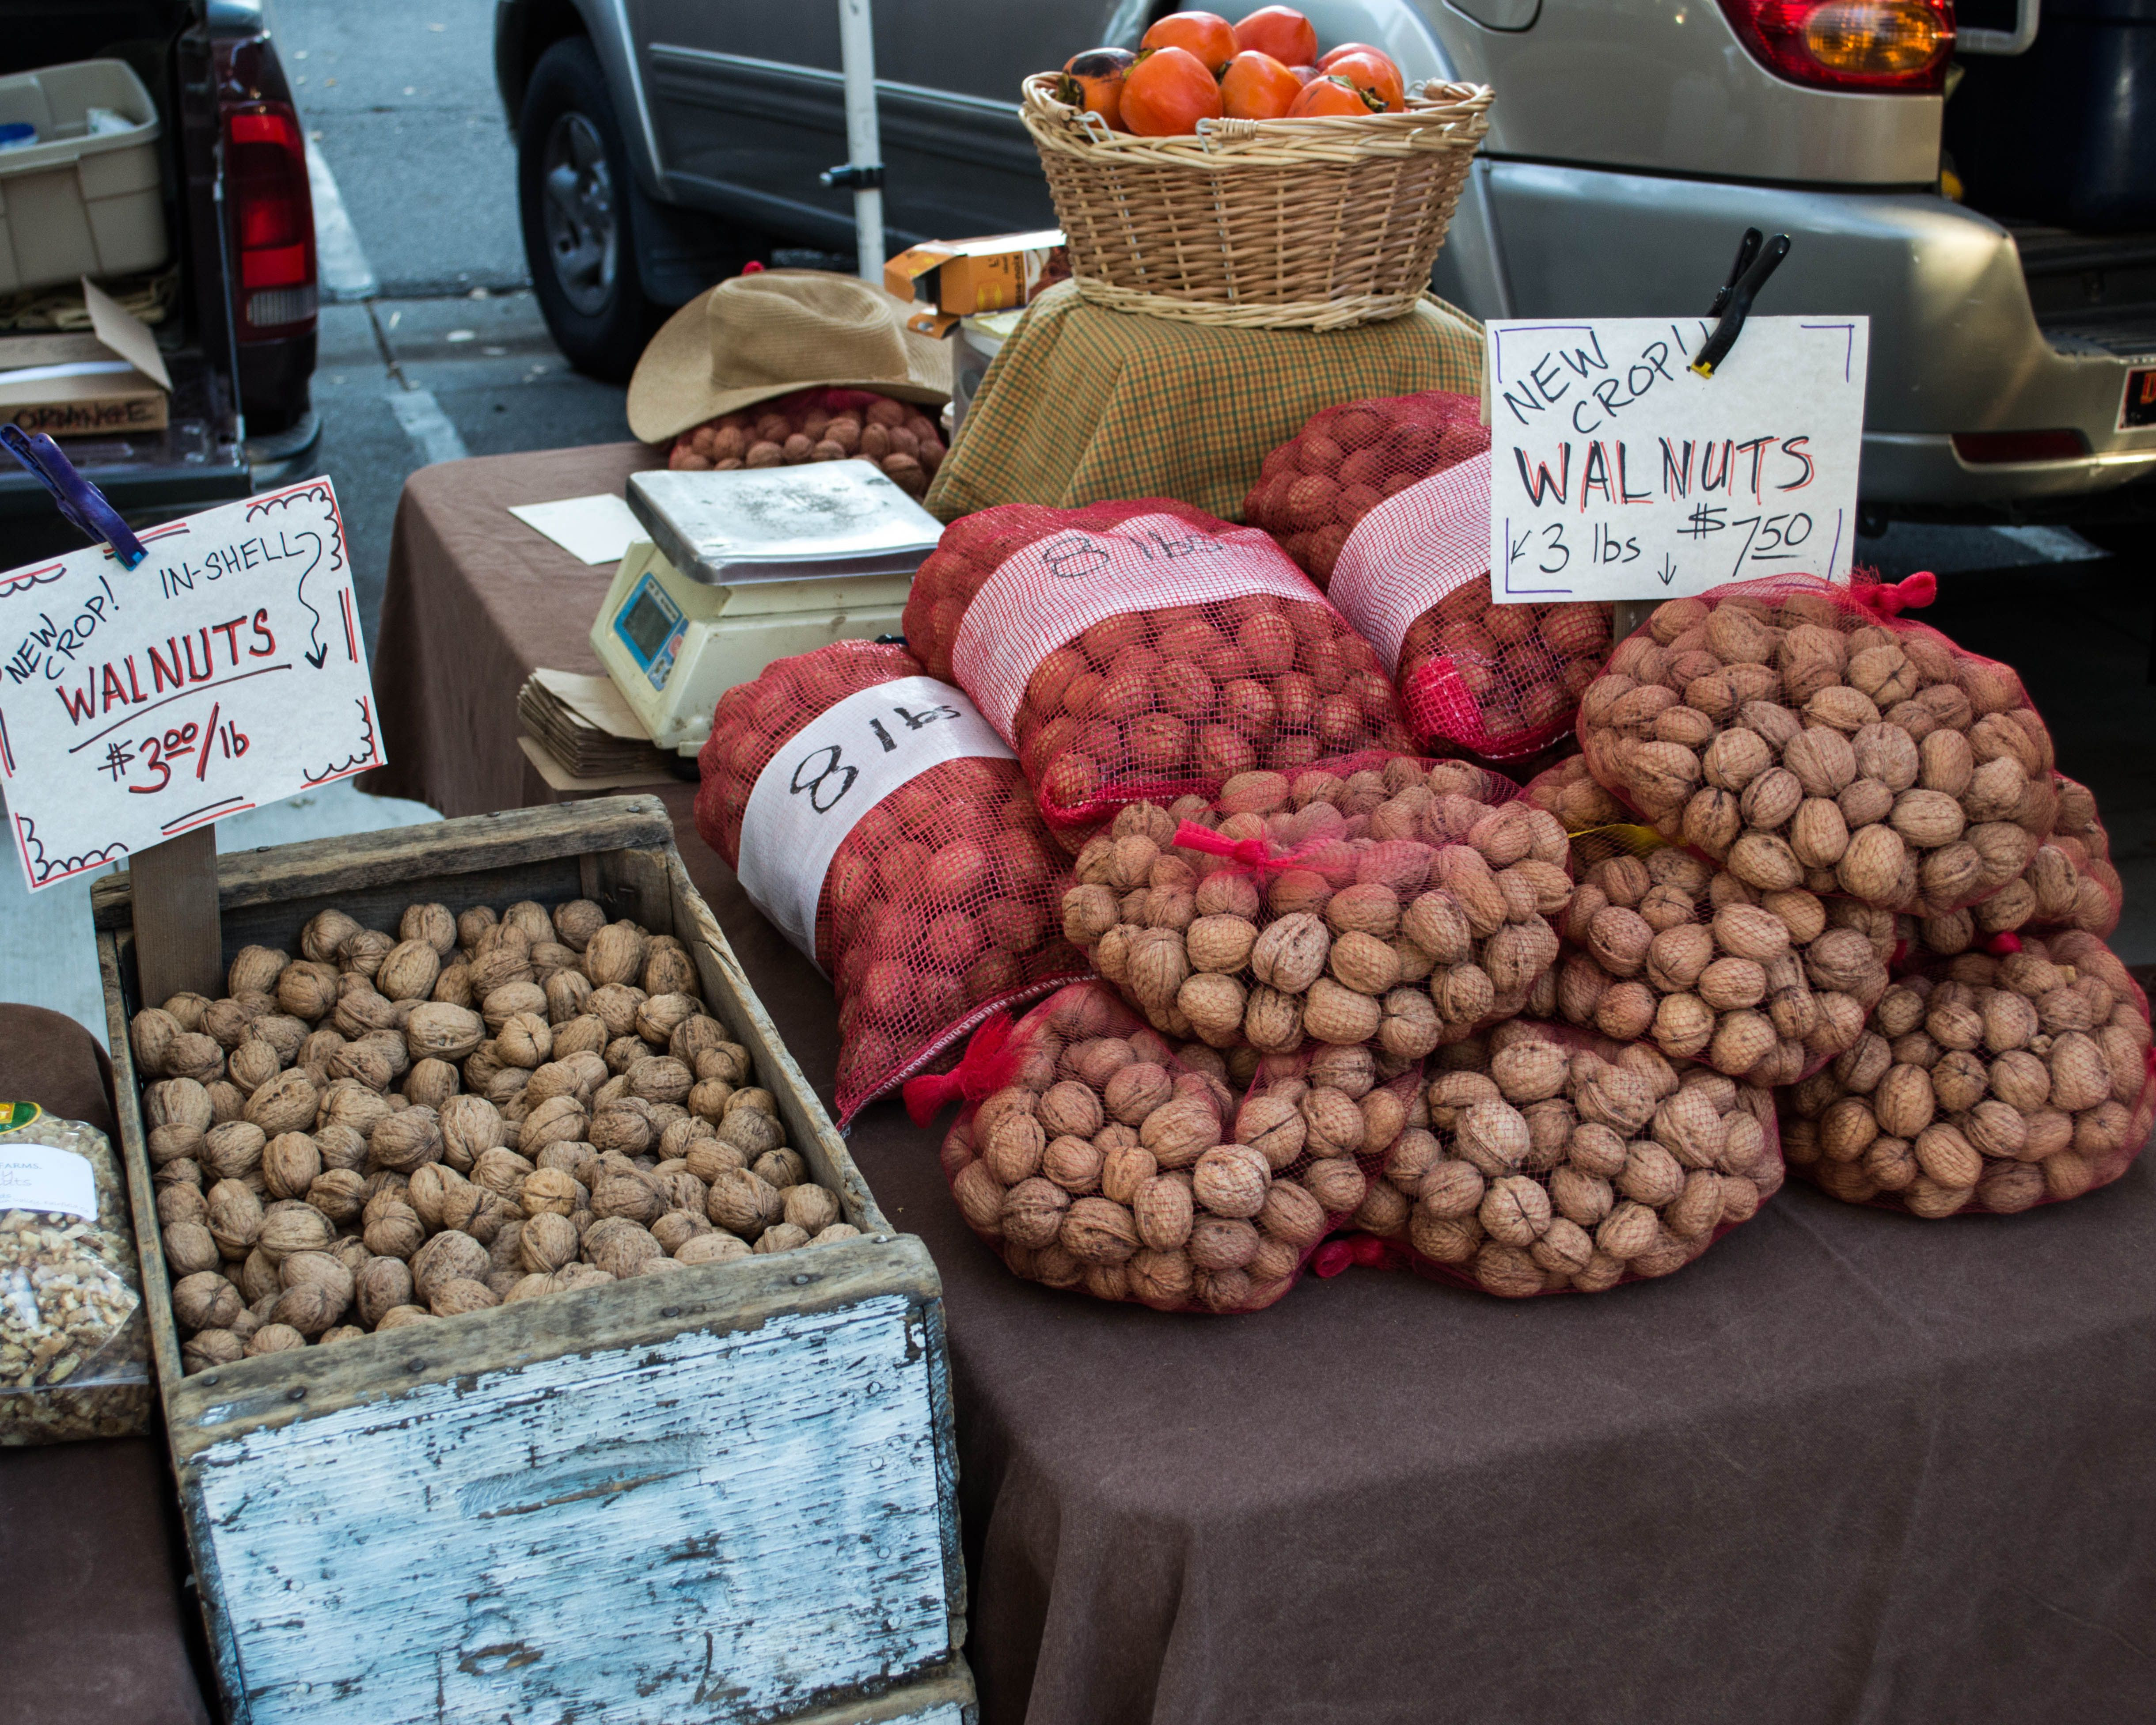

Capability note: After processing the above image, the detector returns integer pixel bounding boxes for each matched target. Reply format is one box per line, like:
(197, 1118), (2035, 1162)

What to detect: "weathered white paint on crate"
(190, 1294), (950, 1724)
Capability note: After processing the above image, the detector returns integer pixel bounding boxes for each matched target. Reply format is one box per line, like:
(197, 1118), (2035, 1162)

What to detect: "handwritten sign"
(0, 477), (382, 893)
(1485, 315), (1868, 603)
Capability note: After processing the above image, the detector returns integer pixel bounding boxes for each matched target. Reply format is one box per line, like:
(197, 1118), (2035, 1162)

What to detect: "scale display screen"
(612, 571), (686, 691)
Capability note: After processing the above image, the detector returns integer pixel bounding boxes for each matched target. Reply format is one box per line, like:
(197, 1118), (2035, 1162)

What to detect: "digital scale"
(589, 461), (943, 752)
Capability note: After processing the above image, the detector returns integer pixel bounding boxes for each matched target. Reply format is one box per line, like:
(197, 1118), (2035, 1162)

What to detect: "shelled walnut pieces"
(129, 898), (857, 1373)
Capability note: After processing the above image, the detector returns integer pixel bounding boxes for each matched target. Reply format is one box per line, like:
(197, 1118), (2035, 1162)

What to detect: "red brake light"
(224, 102), (317, 336)
(1716, 0), (1955, 91)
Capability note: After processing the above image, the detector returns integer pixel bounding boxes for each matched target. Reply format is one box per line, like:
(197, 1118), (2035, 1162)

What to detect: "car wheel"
(518, 36), (656, 382)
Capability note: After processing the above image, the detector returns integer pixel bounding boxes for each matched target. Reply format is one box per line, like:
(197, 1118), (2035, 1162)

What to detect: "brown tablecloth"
(366, 446), (2156, 1725)
(0, 1007), (213, 1725)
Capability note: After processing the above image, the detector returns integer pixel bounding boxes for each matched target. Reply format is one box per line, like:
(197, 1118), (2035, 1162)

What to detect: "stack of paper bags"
(517, 668), (679, 791)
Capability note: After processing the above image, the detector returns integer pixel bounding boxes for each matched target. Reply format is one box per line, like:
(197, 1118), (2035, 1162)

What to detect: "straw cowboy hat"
(627, 268), (950, 443)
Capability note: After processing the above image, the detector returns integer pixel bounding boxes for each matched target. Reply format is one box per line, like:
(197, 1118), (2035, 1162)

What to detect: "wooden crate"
(92, 797), (974, 1725)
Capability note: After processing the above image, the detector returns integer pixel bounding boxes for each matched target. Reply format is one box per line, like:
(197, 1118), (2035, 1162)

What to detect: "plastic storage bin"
(0, 59), (167, 293)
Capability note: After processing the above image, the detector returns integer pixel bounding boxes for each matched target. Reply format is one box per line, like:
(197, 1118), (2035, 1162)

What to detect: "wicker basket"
(1020, 73), (1493, 332)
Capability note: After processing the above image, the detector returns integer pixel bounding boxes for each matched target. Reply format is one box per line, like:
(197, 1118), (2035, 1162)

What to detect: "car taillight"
(1716, 0), (1954, 91)
(225, 103), (317, 338)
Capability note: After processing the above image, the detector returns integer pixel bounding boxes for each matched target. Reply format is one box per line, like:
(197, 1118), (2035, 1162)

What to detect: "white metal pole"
(836, 0), (885, 282)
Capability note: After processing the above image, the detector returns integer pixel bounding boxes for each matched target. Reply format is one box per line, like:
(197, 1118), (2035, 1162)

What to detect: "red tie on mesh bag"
(902, 498), (1412, 845)
(694, 640), (1089, 1126)
(1243, 394), (1614, 762)
(925, 981), (1342, 1314)
(1575, 572), (2063, 919)
(1778, 928), (2155, 1218)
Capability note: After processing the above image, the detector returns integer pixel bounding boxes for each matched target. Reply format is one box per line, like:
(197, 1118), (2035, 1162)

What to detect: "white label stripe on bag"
(1328, 450), (1493, 673)
(736, 676), (1015, 968)
(0, 1143), (97, 1221)
(949, 512), (1324, 737)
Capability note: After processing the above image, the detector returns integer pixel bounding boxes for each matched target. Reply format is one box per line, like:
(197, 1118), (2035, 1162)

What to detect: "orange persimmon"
(1287, 63), (1320, 83)
(1218, 49), (1303, 120)
(1316, 42), (1387, 70)
(1058, 47), (1135, 129)
(1231, 5), (1318, 66)
(1140, 10), (1237, 73)
(1321, 49), (1406, 111)
(1286, 73), (1380, 117)
(1122, 45), (1227, 134)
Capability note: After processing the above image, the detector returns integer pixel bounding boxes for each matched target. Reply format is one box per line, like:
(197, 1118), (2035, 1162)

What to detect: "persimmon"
(1218, 49), (1302, 120)
(1286, 73), (1380, 118)
(1321, 49), (1406, 111)
(1231, 5), (1318, 66)
(1316, 42), (1387, 70)
(1287, 64), (1320, 84)
(1058, 47), (1135, 129)
(1122, 45), (1227, 135)
(1140, 10), (1237, 72)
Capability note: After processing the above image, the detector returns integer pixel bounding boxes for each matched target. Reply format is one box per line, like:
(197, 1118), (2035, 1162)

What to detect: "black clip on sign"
(1689, 228), (1792, 379)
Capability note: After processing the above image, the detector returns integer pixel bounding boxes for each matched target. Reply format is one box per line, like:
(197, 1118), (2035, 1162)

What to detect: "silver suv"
(494, 0), (2156, 527)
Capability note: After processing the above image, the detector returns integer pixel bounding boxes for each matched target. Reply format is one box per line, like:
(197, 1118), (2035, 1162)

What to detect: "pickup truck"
(493, 0), (2156, 533)
(0, 0), (318, 560)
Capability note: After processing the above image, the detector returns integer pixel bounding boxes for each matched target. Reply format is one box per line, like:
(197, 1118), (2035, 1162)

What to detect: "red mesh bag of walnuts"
(1057, 753), (1571, 1058)
(1577, 573), (2061, 917)
(694, 640), (1087, 1124)
(1891, 771), (2122, 968)
(1376, 1018), (1784, 1297)
(1243, 394), (1613, 761)
(663, 385), (944, 498)
(911, 983), (1350, 1314)
(901, 498), (1413, 840)
(1779, 929), (2155, 1217)
(1242, 390), (1488, 589)
(1521, 760), (1893, 1087)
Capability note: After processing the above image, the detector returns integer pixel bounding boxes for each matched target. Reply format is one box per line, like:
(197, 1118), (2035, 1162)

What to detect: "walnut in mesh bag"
(0, 1107), (151, 1444)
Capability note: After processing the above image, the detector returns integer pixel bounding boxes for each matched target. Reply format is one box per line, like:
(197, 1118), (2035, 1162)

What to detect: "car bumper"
(1478, 160), (2156, 509)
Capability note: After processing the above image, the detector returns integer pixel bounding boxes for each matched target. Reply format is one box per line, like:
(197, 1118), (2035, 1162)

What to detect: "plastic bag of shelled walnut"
(915, 983), (1374, 1313)
(1369, 1019), (1784, 1296)
(129, 896), (860, 1372)
(1778, 929), (2154, 1216)
(0, 1104), (151, 1443)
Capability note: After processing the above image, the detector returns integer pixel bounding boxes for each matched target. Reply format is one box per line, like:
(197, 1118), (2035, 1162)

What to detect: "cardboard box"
(0, 276), (170, 434)
(885, 229), (1065, 323)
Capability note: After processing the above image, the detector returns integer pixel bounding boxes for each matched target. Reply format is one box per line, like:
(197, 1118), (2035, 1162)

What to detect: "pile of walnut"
(1059, 759), (1570, 1060)
(940, 986), (1381, 1314)
(1779, 929), (2153, 1216)
(129, 898), (854, 1373)
(1555, 844), (1891, 1087)
(1579, 588), (2054, 915)
(1366, 1021), (1783, 1297)
(1894, 772), (2120, 965)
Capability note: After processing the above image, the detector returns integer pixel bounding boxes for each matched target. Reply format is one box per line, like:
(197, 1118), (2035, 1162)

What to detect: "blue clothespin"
(1690, 229), (1792, 379)
(0, 425), (148, 568)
